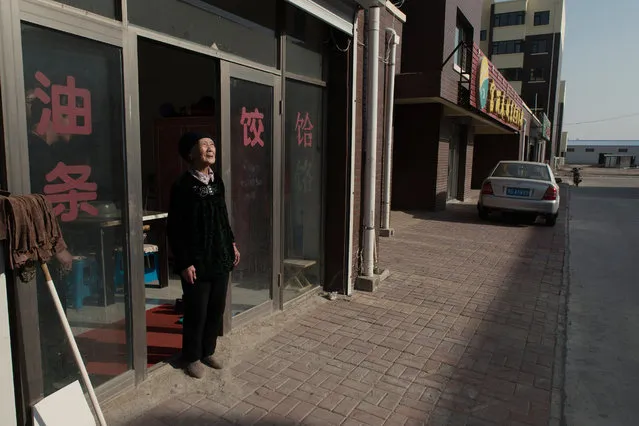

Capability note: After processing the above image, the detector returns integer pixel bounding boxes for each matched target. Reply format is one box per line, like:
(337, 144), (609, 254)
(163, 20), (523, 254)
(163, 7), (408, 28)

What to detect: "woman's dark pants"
(181, 272), (229, 363)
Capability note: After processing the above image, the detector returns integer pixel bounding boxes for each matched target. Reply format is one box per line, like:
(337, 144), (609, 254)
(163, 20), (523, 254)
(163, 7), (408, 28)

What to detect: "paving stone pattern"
(125, 202), (565, 426)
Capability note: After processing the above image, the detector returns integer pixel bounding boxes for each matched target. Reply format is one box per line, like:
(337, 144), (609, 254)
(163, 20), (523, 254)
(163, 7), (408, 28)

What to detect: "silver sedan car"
(477, 161), (561, 226)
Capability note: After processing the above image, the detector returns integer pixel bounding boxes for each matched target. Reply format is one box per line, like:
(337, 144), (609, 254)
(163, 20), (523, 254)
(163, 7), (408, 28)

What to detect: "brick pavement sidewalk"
(105, 200), (566, 426)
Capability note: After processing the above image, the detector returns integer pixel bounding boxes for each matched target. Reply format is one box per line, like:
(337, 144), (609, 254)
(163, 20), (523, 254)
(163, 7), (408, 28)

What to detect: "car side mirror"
(556, 178), (562, 183)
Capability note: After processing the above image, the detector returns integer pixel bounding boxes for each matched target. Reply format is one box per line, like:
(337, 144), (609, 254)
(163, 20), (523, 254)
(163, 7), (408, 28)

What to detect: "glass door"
(282, 80), (324, 304)
(21, 23), (133, 393)
(221, 63), (281, 324)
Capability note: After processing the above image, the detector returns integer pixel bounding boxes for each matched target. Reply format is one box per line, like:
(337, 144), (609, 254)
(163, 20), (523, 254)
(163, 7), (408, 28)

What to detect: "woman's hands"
(182, 245), (239, 284)
(181, 265), (197, 284)
(55, 249), (73, 273)
(233, 243), (241, 266)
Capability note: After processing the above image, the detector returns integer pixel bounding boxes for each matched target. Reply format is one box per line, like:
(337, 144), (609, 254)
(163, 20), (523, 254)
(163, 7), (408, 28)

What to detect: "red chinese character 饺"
(44, 162), (98, 222)
(34, 71), (92, 136)
(240, 107), (265, 147)
(295, 112), (314, 148)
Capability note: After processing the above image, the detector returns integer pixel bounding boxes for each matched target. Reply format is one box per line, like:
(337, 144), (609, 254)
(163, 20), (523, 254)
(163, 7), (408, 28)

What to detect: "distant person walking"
(167, 132), (240, 379)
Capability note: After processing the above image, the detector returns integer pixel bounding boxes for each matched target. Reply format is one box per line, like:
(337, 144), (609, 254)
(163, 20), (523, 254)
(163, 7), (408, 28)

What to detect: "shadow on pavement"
(113, 191), (568, 426)
(404, 203), (551, 228)
(375, 190), (567, 424)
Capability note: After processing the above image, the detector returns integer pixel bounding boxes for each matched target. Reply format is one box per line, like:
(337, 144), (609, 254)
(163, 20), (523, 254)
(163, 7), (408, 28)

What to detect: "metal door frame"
(220, 61), (282, 331)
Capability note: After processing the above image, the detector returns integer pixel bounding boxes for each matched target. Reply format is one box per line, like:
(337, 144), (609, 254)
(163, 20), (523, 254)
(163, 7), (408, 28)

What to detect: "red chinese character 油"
(44, 162), (98, 222)
(34, 71), (92, 136)
(240, 107), (265, 147)
(295, 112), (314, 148)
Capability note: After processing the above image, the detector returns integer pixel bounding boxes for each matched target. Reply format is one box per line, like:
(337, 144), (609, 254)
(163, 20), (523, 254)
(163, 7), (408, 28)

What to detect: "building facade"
(480, 0), (566, 163)
(0, 0), (404, 422)
(556, 79), (566, 160)
(392, 0), (541, 210)
(566, 141), (639, 165)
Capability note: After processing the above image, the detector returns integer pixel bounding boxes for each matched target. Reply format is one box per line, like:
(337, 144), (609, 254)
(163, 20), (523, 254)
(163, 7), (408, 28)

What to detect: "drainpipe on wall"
(380, 28), (399, 238)
(361, 5), (380, 279)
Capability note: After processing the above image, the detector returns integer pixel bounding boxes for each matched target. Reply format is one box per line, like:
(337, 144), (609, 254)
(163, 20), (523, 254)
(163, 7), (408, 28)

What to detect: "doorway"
(137, 37), (220, 368)
(447, 138), (459, 201)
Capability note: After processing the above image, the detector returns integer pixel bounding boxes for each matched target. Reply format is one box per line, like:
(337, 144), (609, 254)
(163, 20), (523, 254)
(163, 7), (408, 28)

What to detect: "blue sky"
(562, 0), (639, 140)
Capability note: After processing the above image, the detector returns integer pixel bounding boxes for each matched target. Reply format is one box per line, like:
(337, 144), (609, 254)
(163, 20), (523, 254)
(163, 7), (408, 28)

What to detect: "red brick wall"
(440, 0), (482, 105)
(351, 11), (365, 281)
(462, 143), (475, 199)
(435, 140), (450, 210)
(392, 103), (443, 211)
(457, 126), (474, 201)
(397, 0), (445, 74)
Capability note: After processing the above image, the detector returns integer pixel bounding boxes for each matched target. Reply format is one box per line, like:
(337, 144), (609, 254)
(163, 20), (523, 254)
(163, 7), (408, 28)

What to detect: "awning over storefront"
(285, 0), (385, 35)
(285, 0), (356, 34)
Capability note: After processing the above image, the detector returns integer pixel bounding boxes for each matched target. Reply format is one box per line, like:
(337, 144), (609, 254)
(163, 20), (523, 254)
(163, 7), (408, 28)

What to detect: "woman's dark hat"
(178, 132), (211, 161)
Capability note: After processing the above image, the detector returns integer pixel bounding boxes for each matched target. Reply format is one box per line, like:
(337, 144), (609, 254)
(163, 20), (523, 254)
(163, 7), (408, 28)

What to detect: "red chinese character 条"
(240, 107), (265, 147)
(34, 71), (92, 136)
(295, 112), (314, 148)
(44, 162), (98, 222)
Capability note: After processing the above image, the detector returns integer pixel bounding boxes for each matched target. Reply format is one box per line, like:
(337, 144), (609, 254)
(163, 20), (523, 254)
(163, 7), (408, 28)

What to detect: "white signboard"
(33, 381), (95, 426)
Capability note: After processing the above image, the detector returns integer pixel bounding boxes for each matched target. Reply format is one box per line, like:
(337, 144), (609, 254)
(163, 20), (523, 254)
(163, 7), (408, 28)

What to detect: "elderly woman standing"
(167, 132), (240, 379)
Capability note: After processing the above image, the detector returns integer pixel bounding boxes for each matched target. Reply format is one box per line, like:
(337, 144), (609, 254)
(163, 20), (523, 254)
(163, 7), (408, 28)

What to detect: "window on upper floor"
(528, 97), (545, 111)
(529, 68), (546, 82)
(454, 13), (473, 73)
(585, 148), (595, 152)
(530, 39), (549, 54)
(480, 30), (487, 41)
(492, 40), (524, 55)
(498, 67), (524, 81)
(534, 11), (551, 26)
(619, 148), (629, 153)
(567, 148), (575, 152)
(493, 11), (526, 27)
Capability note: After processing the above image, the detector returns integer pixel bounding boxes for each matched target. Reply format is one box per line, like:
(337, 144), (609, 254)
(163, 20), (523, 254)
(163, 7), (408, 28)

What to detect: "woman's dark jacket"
(167, 172), (235, 279)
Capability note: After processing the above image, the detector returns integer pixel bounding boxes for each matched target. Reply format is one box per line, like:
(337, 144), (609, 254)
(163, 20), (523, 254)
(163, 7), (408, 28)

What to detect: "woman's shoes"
(202, 355), (223, 370)
(185, 357), (223, 378)
(186, 361), (206, 379)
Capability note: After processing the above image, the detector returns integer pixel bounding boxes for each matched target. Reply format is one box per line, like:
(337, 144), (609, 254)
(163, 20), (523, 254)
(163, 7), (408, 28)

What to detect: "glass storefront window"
(53, 0), (121, 20)
(21, 23), (131, 393)
(283, 80), (324, 303)
(286, 5), (328, 80)
(128, 0), (278, 68)
(229, 77), (274, 315)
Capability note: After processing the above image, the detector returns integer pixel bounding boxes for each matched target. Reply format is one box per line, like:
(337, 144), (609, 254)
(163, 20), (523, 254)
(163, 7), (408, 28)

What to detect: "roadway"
(564, 174), (639, 425)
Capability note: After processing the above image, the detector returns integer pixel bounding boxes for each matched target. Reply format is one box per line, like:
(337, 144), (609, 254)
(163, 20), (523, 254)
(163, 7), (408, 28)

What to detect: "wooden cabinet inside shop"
(149, 117), (217, 213)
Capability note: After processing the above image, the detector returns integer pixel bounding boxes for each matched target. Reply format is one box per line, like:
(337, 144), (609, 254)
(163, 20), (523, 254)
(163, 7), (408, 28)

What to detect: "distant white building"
(566, 140), (639, 166)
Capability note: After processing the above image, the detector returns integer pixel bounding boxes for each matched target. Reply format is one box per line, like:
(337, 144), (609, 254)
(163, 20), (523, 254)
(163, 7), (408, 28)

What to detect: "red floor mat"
(75, 304), (182, 385)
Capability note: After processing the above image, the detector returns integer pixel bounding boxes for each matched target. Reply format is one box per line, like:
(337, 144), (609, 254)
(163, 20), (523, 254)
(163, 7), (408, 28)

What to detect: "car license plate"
(506, 187), (530, 197)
